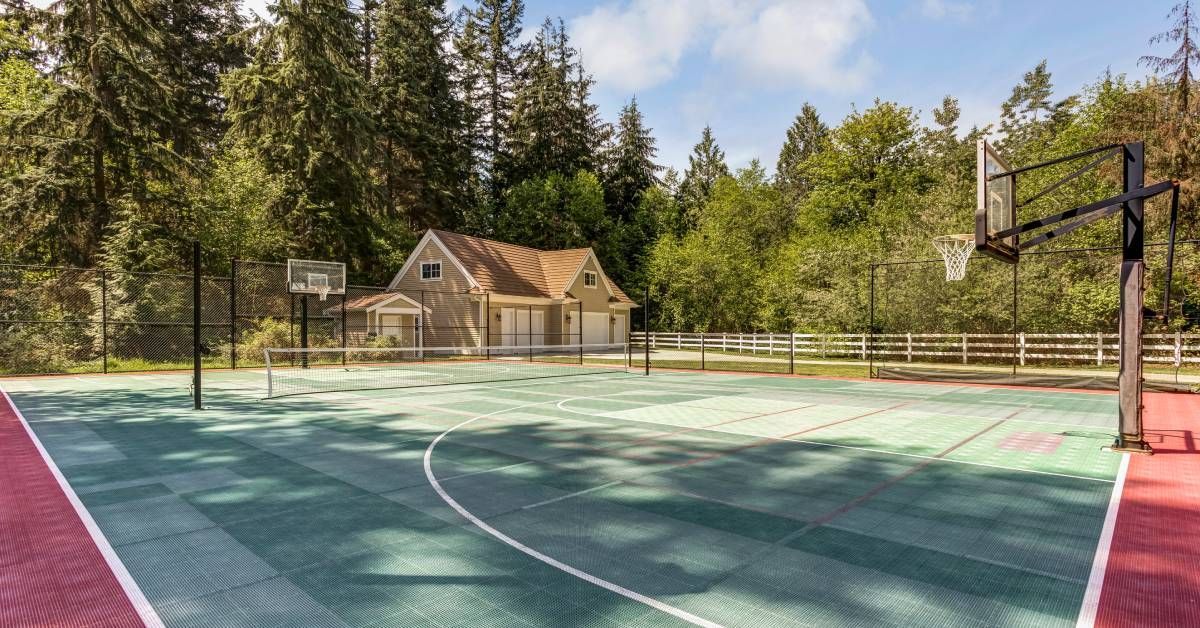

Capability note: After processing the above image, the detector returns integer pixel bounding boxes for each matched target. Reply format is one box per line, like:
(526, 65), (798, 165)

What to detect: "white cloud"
(572, 0), (875, 93)
(920, 0), (973, 20)
(711, 1), (875, 91)
(571, 0), (715, 92)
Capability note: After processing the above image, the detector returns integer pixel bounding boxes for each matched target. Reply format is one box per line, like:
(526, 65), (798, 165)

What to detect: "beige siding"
(565, 256), (614, 343)
(393, 240), (473, 293)
(392, 240), (482, 348)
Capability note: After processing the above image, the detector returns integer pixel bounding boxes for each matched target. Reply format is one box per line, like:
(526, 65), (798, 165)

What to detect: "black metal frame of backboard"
(974, 141), (1182, 453)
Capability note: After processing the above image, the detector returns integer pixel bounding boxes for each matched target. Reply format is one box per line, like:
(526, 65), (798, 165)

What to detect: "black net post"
(485, 292), (490, 358)
(341, 272), (347, 366)
(420, 290), (426, 349)
(192, 241), (202, 409)
(229, 258), (237, 370)
(528, 305), (533, 361)
(578, 301), (584, 362)
(643, 286), (650, 376)
(868, 263), (875, 378)
(700, 333), (706, 370)
(789, 332), (794, 375)
(101, 269), (108, 374)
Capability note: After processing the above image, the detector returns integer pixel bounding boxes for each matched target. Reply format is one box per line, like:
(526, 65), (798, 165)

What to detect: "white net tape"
(933, 234), (974, 281)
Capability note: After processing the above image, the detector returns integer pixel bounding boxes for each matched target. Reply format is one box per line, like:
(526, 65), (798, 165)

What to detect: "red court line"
(1094, 392), (1200, 627)
(0, 391), (155, 628)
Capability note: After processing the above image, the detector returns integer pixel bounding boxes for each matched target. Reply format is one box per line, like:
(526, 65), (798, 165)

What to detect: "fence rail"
(634, 331), (1200, 369)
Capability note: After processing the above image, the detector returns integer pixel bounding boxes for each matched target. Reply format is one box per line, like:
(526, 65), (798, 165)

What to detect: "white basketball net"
(933, 234), (974, 281)
(316, 284), (331, 301)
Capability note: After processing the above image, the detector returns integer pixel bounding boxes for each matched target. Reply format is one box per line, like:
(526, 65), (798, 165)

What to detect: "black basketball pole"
(192, 241), (202, 410)
(1117, 142), (1150, 452)
(229, 257), (237, 370)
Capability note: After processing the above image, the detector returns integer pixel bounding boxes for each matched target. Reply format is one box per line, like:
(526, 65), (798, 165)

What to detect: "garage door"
(582, 312), (609, 346)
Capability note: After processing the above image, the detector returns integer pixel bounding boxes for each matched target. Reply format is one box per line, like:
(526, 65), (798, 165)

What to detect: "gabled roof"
(393, 230), (636, 304)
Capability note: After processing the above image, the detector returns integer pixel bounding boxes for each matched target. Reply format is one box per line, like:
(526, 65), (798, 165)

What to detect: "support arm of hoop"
(1016, 147), (1121, 208)
(995, 180), (1176, 240)
(1017, 204), (1123, 250)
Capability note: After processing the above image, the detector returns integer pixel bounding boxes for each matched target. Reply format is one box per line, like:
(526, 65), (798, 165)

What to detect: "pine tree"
(147, 0), (246, 161)
(999, 60), (1055, 156)
(455, 0), (524, 208)
(678, 125), (730, 225)
(775, 103), (827, 200)
(371, 0), (467, 230)
(603, 98), (660, 221)
(0, 0), (189, 266)
(223, 0), (376, 265)
(503, 19), (604, 187)
(1141, 1), (1200, 113)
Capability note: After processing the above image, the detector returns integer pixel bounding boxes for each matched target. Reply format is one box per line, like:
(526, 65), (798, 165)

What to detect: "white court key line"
(423, 392), (725, 628)
(1, 387), (166, 628)
(1075, 452), (1130, 628)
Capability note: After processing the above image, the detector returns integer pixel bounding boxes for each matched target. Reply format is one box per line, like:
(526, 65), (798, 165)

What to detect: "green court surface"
(4, 369), (1124, 627)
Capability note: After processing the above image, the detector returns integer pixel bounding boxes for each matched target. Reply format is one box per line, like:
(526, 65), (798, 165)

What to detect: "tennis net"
(263, 342), (633, 398)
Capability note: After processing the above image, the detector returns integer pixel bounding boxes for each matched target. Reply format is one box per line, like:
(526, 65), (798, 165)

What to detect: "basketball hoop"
(933, 234), (974, 281)
(316, 285), (331, 302)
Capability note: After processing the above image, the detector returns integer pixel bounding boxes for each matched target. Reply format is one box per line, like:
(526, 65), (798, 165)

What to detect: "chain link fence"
(0, 258), (493, 376)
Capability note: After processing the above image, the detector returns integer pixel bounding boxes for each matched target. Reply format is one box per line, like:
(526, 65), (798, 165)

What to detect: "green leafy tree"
(678, 125), (730, 226)
(223, 0), (376, 265)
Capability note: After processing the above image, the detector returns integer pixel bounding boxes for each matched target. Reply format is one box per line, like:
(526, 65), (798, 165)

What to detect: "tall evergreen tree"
(775, 103), (827, 200)
(1141, 1), (1200, 113)
(503, 18), (599, 185)
(371, 0), (467, 230)
(223, 0), (375, 265)
(148, 1), (245, 162)
(0, 0), (188, 266)
(455, 0), (524, 209)
(678, 125), (730, 225)
(999, 60), (1054, 156)
(603, 98), (660, 221)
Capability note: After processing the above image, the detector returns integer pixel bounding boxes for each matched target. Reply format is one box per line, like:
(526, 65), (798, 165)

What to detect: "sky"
(90, 0), (1178, 172)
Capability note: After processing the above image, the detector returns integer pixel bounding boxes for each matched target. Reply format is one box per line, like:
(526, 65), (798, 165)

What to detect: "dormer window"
(583, 271), (598, 288)
(421, 261), (442, 281)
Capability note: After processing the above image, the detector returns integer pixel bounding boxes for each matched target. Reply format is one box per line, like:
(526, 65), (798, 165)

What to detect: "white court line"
(423, 392), (725, 628)
(1, 387), (165, 628)
(1075, 453), (1131, 628)
(521, 481), (624, 511)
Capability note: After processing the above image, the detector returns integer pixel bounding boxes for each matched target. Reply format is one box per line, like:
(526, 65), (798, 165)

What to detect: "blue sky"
(232, 1), (1170, 171)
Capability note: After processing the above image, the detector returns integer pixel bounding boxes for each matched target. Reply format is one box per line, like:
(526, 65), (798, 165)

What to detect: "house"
(340, 229), (638, 349)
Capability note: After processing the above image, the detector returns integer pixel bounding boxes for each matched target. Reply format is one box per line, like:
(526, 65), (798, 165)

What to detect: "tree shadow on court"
(5, 383), (1134, 627)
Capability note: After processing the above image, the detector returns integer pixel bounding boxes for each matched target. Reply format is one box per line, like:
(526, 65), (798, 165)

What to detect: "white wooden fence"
(635, 332), (1200, 367)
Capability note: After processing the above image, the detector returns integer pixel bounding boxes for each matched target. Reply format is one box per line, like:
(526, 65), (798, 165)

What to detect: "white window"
(420, 261), (442, 281)
(583, 270), (598, 288)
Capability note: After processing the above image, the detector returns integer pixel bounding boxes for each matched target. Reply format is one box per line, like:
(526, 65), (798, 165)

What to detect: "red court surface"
(0, 392), (153, 628)
(1095, 392), (1200, 627)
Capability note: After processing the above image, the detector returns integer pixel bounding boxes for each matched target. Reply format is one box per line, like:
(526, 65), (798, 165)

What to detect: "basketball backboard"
(287, 259), (346, 300)
(975, 139), (1018, 263)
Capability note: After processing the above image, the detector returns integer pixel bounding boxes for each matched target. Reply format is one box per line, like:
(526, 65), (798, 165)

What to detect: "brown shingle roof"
(343, 293), (401, 310)
(428, 229), (635, 304)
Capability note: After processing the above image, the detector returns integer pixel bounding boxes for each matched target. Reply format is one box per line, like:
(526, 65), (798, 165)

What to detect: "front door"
(613, 314), (626, 346)
(530, 310), (544, 347)
(515, 309), (530, 346)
